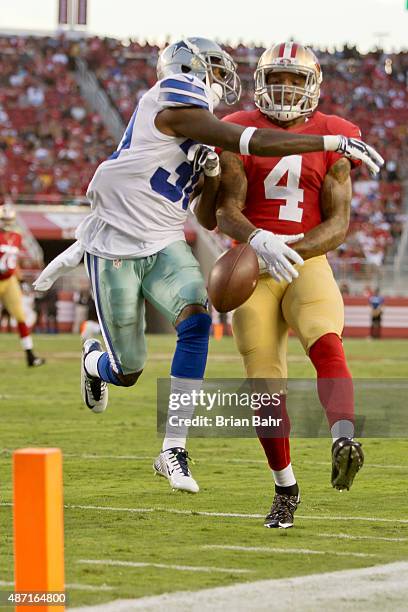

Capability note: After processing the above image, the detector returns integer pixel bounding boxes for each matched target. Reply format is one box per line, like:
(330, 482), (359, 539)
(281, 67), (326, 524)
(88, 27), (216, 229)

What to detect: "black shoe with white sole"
(26, 349), (45, 367)
(81, 338), (108, 413)
(264, 492), (300, 529)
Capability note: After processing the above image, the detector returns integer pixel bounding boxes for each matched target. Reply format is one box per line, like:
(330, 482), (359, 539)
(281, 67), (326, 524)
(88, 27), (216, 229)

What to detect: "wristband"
(247, 228), (262, 244)
(323, 135), (341, 152)
(239, 127), (257, 155)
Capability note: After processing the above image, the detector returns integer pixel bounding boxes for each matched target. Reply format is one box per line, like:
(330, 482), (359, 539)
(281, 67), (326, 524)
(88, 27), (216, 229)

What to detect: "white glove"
(33, 240), (84, 291)
(187, 144), (220, 177)
(323, 135), (384, 176)
(249, 230), (304, 283)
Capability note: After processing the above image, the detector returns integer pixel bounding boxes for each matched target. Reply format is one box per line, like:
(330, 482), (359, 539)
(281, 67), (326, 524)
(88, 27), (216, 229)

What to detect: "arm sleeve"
(326, 116), (362, 171)
(157, 75), (211, 111)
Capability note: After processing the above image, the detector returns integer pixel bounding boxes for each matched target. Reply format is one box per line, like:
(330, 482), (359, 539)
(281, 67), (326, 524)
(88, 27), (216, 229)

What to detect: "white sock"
(84, 350), (104, 377)
(162, 376), (202, 451)
(331, 419), (354, 442)
(272, 464), (296, 488)
(21, 335), (33, 350)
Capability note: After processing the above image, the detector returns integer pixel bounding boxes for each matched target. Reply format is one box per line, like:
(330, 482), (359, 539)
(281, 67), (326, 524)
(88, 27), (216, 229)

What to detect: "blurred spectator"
(0, 34), (115, 201)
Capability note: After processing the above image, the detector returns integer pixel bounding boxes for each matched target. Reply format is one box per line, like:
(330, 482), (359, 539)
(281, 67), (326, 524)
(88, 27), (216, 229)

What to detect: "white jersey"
(76, 74), (214, 258)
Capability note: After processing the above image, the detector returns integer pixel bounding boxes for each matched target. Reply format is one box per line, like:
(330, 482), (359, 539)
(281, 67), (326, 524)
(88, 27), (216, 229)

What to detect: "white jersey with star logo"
(76, 74), (213, 258)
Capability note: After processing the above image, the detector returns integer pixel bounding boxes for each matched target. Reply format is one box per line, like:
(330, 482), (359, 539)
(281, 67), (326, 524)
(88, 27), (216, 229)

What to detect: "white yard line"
(58, 454), (408, 470)
(65, 454), (153, 461)
(202, 544), (376, 558)
(308, 461), (408, 470)
(69, 561), (408, 611)
(67, 504), (262, 518)
(1, 501), (408, 524)
(317, 533), (408, 542)
(65, 504), (408, 524)
(78, 559), (252, 574)
(65, 584), (114, 592)
(0, 581), (113, 592)
(2, 450), (408, 471)
(70, 504), (156, 515)
(295, 514), (408, 523)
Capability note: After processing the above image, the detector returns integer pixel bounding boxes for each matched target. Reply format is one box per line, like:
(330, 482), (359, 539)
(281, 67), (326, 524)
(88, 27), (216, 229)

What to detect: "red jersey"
(0, 230), (21, 280)
(222, 110), (361, 235)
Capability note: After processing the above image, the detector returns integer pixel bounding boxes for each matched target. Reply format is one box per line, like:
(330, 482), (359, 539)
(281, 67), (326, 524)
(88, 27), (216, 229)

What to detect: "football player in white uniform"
(34, 37), (383, 494)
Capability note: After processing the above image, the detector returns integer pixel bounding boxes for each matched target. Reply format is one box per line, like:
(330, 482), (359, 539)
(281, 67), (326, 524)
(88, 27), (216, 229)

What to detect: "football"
(208, 244), (259, 312)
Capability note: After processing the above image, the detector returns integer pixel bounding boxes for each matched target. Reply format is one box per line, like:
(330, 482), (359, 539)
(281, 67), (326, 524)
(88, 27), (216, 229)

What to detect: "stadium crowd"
(0, 33), (407, 266)
(0, 35), (114, 202)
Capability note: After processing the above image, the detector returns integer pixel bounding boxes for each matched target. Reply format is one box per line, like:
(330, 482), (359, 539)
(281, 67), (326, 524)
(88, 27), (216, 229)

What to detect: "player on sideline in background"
(0, 203), (44, 367)
(197, 42), (378, 526)
(34, 37), (383, 495)
(369, 289), (384, 339)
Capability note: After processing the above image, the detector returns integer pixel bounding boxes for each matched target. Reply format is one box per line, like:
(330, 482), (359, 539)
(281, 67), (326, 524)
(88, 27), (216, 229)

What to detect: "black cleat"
(26, 350), (45, 367)
(81, 339), (108, 413)
(264, 492), (300, 529)
(331, 437), (364, 491)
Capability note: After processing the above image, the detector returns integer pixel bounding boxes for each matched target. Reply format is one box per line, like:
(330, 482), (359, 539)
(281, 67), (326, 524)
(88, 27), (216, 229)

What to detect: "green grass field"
(0, 334), (408, 608)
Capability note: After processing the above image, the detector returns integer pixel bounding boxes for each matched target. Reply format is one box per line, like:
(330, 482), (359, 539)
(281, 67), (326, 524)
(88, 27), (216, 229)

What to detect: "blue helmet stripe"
(160, 78), (206, 97)
(159, 91), (209, 109)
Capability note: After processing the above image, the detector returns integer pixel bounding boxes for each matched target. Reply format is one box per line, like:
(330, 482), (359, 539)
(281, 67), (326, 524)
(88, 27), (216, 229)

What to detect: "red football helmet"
(254, 42), (322, 121)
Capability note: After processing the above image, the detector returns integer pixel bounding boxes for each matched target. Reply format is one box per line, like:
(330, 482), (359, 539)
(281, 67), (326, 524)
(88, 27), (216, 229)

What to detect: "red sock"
(255, 395), (291, 470)
(309, 333), (354, 429)
(258, 436), (291, 471)
(17, 322), (30, 339)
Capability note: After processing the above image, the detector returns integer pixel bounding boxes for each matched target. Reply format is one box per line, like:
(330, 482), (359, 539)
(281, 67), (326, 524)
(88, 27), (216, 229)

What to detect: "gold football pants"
(0, 275), (26, 322)
(232, 255), (344, 378)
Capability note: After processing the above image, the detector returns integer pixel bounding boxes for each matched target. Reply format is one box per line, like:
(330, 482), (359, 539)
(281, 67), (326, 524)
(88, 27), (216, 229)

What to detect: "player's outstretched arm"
(155, 108), (384, 174)
(157, 107), (324, 156)
(293, 158), (352, 260)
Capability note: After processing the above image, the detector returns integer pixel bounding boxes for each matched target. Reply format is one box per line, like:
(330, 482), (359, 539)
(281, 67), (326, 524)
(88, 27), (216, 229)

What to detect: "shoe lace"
(267, 493), (298, 522)
(85, 375), (105, 401)
(168, 449), (191, 477)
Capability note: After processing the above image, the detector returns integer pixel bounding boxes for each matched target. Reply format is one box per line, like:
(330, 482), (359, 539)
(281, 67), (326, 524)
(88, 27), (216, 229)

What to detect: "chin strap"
(210, 83), (223, 108)
(205, 73), (222, 108)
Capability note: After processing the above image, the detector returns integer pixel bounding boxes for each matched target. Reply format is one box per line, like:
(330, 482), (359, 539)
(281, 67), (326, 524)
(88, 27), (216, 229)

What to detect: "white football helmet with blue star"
(157, 37), (241, 106)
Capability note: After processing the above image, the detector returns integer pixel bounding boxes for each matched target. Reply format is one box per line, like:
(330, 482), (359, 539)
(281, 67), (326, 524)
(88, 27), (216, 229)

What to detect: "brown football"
(208, 244), (259, 313)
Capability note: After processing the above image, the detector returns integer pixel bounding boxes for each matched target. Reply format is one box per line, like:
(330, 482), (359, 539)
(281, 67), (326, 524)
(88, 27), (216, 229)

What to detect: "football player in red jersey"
(0, 204), (44, 367)
(197, 43), (369, 528)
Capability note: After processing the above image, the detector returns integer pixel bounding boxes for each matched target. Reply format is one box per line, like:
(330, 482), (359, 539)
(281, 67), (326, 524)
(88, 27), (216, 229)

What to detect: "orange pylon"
(13, 448), (65, 611)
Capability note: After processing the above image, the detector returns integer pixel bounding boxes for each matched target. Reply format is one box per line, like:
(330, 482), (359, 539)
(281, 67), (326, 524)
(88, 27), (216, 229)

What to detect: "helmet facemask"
(157, 38), (241, 108)
(201, 51), (242, 106)
(255, 64), (321, 121)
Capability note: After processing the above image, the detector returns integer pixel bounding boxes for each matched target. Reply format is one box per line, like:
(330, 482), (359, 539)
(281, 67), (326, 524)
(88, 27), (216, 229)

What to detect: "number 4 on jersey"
(264, 155), (304, 223)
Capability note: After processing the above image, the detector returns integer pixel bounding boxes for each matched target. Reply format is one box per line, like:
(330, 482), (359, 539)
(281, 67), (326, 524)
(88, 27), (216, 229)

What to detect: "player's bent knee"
(116, 370), (143, 387)
(305, 326), (342, 353)
(175, 303), (208, 326)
